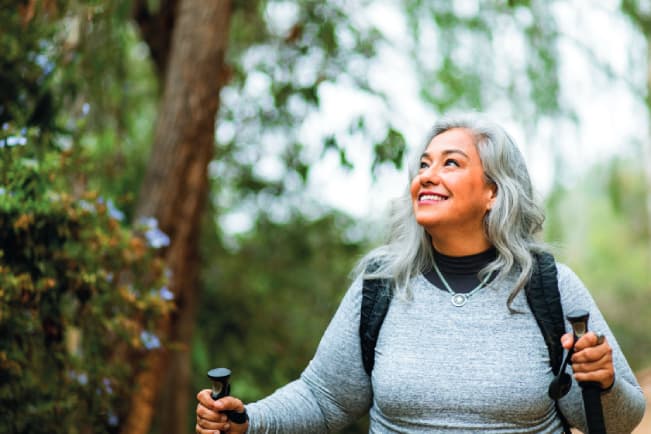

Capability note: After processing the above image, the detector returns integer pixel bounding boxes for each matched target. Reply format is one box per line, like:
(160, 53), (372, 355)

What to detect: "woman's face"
(410, 128), (496, 243)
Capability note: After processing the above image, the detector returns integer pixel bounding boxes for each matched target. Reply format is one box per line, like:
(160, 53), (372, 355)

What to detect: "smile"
(419, 193), (448, 202)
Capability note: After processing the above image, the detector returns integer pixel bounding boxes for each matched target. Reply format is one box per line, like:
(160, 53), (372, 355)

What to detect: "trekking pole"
(567, 310), (606, 434)
(207, 368), (249, 424)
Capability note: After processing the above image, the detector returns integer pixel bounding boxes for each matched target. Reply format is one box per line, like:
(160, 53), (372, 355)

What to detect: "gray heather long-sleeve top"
(245, 263), (646, 433)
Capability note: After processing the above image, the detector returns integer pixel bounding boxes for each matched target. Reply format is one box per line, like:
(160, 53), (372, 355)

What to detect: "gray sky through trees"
(219, 0), (647, 235)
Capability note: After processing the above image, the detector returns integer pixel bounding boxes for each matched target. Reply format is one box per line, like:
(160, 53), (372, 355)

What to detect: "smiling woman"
(195, 113), (645, 434)
(410, 128), (497, 256)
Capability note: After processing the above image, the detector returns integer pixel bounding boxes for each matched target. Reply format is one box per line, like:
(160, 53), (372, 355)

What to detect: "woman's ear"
(486, 182), (497, 211)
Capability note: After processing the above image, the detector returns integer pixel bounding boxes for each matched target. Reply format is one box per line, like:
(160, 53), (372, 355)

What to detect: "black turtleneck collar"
(424, 247), (497, 294)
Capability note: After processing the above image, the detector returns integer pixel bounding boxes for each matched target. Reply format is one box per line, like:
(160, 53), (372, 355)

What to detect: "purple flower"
(102, 378), (114, 395)
(68, 370), (88, 385)
(1, 136), (27, 147)
(140, 330), (161, 350)
(106, 199), (125, 221)
(107, 411), (119, 426)
(158, 286), (174, 301)
(146, 227), (170, 248)
(78, 200), (95, 213)
(138, 217), (170, 248)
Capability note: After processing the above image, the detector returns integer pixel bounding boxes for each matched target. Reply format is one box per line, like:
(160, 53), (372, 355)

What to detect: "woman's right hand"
(561, 331), (614, 390)
(196, 389), (249, 434)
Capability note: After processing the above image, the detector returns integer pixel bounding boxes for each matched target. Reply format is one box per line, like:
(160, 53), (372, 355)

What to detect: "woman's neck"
(430, 236), (493, 257)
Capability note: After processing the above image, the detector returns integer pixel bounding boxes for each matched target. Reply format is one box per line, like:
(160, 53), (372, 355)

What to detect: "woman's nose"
(419, 166), (440, 185)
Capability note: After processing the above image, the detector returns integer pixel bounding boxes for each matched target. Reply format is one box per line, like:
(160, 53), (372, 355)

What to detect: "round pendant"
(451, 293), (467, 307)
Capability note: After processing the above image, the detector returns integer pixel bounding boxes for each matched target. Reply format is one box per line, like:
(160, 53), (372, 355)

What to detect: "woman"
(196, 113), (645, 433)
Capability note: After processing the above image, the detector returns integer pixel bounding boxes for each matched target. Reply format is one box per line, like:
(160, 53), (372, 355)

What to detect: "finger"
(573, 367), (615, 389)
(197, 404), (228, 422)
(574, 331), (606, 351)
(560, 332), (574, 350)
(195, 423), (211, 434)
(195, 422), (217, 434)
(197, 389), (216, 407)
(195, 422), (225, 434)
(214, 396), (245, 412)
(196, 414), (227, 431)
(572, 354), (613, 375)
(573, 367), (611, 383)
(571, 350), (614, 389)
(572, 340), (612, 364)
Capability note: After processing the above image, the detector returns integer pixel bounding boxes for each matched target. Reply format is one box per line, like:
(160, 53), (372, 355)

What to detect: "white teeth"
(420, 194), (446, 201)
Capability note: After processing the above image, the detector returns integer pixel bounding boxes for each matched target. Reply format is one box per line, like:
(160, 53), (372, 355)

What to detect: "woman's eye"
(419, 161), (429, 169)
(444, 159), (460, 167)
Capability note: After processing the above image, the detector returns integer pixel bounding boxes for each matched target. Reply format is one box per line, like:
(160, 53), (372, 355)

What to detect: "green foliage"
(0, 4), (172, 432)
(406, 0), (562, 126)
(58, 1), (158, 219)
(0, 141), (173, 433)
(620, 0), (651, 35)
(372, 128), (407, 175)
(218, 1), (395, 212)
(544, 159), (651, 370)
(0, 0), (61, 145)
(193, 212), (369, 433)
(2, 0), (157, 219)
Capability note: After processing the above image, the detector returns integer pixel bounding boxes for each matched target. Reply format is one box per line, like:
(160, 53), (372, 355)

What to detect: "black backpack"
(359, 252), (572, 433)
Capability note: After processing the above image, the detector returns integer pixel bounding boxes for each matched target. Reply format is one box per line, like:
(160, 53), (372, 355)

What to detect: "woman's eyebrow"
(420, 148), (470, 159)
(441, 148), (470, 159)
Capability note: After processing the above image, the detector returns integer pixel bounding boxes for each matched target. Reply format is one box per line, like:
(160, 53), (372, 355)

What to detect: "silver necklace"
(432, 259), (492, 307)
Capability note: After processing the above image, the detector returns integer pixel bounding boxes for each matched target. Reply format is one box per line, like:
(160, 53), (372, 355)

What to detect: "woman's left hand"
(561, 331), (614, 390)
(196, 390), (249, 434)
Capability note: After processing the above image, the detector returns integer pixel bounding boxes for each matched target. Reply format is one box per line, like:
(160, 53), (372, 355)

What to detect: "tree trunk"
(121, 1), (231, 433)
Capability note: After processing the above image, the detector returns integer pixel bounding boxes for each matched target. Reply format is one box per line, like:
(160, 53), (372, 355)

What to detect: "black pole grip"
(566, 310), (607, 433)
(207, 367), (248, 425)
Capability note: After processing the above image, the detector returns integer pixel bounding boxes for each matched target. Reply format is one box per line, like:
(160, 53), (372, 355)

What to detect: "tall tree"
(122, 1), (232, 433)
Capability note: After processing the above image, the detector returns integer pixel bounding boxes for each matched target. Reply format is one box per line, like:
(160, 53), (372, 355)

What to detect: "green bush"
(0, 140), (172, 434)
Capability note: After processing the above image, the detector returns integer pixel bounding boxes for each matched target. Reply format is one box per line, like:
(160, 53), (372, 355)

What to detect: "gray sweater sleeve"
(245, 277), (371, 433)
(555, 263), (646, 434)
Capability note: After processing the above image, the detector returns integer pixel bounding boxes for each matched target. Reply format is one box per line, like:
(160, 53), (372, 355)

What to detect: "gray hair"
(355, 112), (547, 307)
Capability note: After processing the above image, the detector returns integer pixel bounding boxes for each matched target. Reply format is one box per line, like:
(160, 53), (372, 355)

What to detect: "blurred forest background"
(1, 0), (649, 433)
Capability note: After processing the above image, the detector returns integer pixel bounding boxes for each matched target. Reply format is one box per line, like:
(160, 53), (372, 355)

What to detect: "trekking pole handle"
(207, 368), (248, 424)
(208, 367), (232, 400)
(566, 310), (607, 434)
(567, 309), (590, 340)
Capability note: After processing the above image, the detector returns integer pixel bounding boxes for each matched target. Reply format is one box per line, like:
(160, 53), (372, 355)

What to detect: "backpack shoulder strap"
(525, 251), (565, 375)
(525, 251), (572, 434)
(360, 274), (392, 376)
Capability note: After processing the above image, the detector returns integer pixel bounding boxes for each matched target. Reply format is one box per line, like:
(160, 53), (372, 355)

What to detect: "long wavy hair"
(355, 112), (547, 306)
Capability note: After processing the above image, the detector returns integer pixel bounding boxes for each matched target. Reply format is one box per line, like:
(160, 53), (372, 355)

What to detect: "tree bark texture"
(122, 1), (232, 433)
